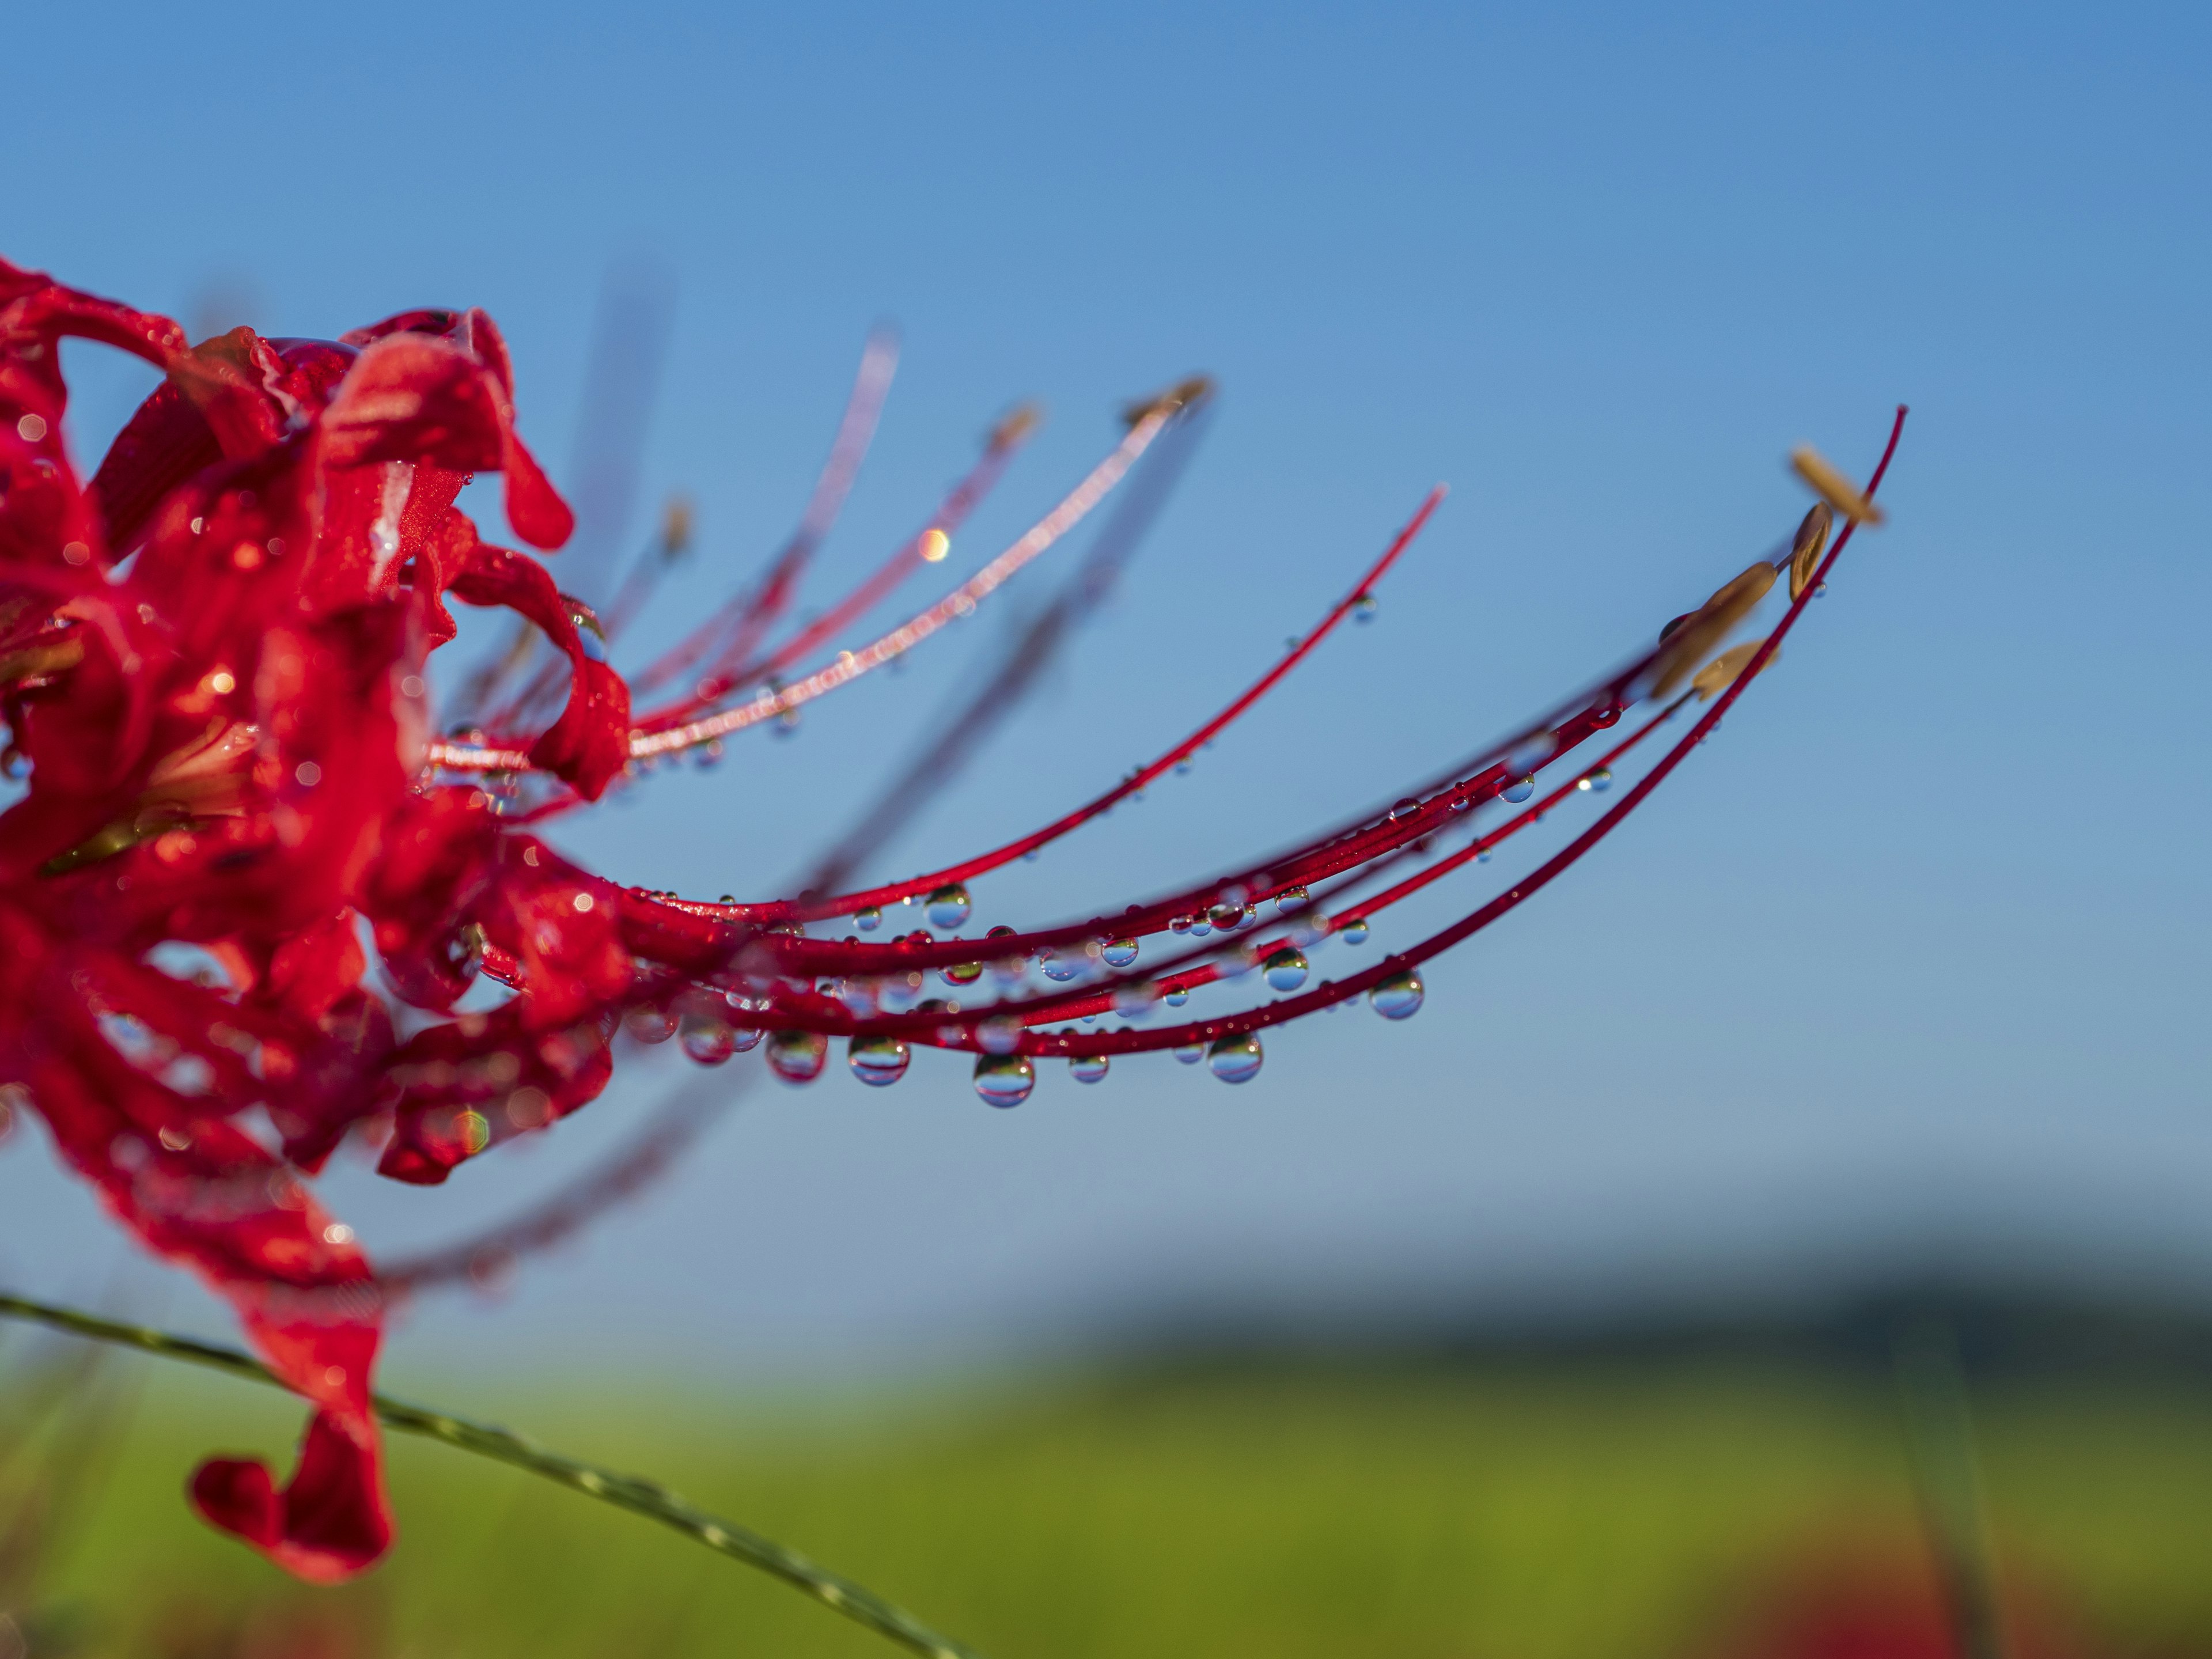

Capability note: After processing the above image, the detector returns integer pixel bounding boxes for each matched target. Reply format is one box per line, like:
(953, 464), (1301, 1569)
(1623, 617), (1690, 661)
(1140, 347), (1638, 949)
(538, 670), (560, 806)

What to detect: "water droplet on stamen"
(925, 883), (972, 929)
(1263, 948), (1310, 993)
(679, 1015), (737, 1065)
(1207, 1033), (1264, 1084)
(625, 1006), (677, 1044)
(1353, 594), (1378, 623)
(1578, 767), (1613, 793)
(1369, 970), (1425, 1020)
(1340, 919), (1371, 945)
(855, 906), (882, 931)
(767, 1031), (828, 1085)
(974, 1052), (1035, 1107)
(1101, 938), (1139, 968)
(849, 1035), (911, 1086)
(979, 1015), (1025, 1055)
(1209, 902), (1243, 931)
(1388, 798), (1421, 822)
(1275, 885), (1309, 914)
(1070, 1054), (1109, 1084)
(1041, 952), (1081, 982)
(1501, 777), (1536, 805)
(1173, 1041), (1205, 1065)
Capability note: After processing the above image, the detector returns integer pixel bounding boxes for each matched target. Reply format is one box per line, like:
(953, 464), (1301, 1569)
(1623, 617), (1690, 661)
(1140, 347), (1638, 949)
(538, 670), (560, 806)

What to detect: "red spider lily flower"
(0, 252), (1902, 1582)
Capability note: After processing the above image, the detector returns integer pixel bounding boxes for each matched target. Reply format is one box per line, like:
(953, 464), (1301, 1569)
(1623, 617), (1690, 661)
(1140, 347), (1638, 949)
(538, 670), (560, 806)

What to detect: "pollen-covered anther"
(1692, 638), (1776, 700)
(1790, 445), (1885, 527)
(1789, 502), (1833, 601)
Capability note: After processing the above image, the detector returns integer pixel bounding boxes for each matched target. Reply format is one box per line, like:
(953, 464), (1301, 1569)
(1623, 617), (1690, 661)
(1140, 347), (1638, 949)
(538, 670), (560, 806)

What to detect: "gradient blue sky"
(4, 3), (2208, 1379)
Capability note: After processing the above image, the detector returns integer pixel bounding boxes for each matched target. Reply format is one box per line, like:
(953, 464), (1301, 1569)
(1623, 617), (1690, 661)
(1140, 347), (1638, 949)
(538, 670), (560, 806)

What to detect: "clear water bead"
(1070, 1054), (1109, 1085)
(1209, 902), (1243, 930)
(624, 1005), (677, 1044)
(679, 1016), (737, 1066)
(848, 1035), (911, 1086)
(856, 906), (882, 931)
(1577, 767), (1613, 793)
(974, 1052), (1036, 1107)
(925, 882), (972, 929)
(1101, 938), (1139, 968)
(1388, 798), (1421, 822)
(941, 960), (983, 987)
(1275, 885), (1309, 914)
(1263, 948), (1310, 993)
(1369, 970), (1425, 1020)
(1113, 981), (1159, 1016)
(979, 1015), (1025, 1055)
(1339, 919), (1370, 945)
(1041, 952), (1081, 982)
(1353, 594), (1378, 622)
(1207, 1033), (1264, 1084)
(1173, 1042), (1206, 1065)
(1169, 914), (1194, 934)
(767, 1031), (828, 1085)
(1501, 777), (1536, 804)
(1164, 988), (1190, 1007)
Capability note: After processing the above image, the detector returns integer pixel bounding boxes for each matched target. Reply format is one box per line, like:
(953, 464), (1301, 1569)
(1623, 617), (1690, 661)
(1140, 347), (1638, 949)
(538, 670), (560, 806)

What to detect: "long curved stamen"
(423, 406), (1181, 774)
(625, 325), (900, 702)
(768, 484), (1448, 926)
(695, 408), (1039, 704)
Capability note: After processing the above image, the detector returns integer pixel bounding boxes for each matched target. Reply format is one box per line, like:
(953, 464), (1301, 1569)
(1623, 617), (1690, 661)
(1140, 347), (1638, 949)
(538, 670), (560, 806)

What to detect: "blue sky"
(4, 3), (2209, 1378)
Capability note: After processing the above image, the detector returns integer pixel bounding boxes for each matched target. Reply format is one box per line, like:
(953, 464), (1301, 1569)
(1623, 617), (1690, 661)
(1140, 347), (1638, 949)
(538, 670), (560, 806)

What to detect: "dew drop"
(1577, 767), (1613, 793)
(942, 960), (983, 987)
(1173, 1042), (1206, 1065)
(1207, 1033), (1264, 1084)
(1164, 988), (1190, 1007)
(1101, 938), (1139, 968)
(1040, 952), (1082, 982)
(1070, 1054), (1109, 1084)
(855, 906), (882, 931)
(767, 1031), (828, 1085)
(1353, 594), (1378, 623)
(1369, 970), (1425, 1020)
(1501, 777), (1536, 804)
(974, 1052), (1035, 1107)
(1208, 902), (1243, 931)
(925, 883), (972, 929)
(979, 1015), (1025, 1055)
(848, 1035), (910, 1086)
(625, 1005), (677, 1044)
(1508, 733), (1557, 774)
(1113, 980), (1158, 1016)
(1263, 948), (1310, 993)
(1340, 919), (1370, 945)
(1388, 798), (1421, 822)
(1275, 885), (1309, 914)
(679, 1015), (737, 1066)
(1169, 915), (1193, 934)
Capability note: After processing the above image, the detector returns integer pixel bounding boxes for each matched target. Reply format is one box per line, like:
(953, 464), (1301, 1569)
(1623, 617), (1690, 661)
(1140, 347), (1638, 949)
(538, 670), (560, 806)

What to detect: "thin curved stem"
(0, 1291), (988, 1659)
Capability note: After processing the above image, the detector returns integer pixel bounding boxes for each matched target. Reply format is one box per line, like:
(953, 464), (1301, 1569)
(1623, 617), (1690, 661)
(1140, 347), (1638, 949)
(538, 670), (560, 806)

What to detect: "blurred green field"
(18, 1356), (2212, 1658)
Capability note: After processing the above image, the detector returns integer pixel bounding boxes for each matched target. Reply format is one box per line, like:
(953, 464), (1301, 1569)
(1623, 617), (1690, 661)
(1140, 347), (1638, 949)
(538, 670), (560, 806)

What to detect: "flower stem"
(0, 1290), (987, 1659)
